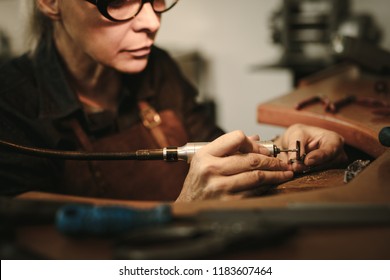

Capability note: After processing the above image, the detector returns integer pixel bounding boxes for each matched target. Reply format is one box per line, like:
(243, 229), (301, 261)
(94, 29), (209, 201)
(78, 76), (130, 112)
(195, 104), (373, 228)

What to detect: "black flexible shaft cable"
(0, 139), (163, 160)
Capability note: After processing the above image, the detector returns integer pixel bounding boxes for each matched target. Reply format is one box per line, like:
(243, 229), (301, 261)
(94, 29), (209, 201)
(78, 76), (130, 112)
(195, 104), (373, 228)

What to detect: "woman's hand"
(176, 131), (293, 202)
(275, 124), (347, 173)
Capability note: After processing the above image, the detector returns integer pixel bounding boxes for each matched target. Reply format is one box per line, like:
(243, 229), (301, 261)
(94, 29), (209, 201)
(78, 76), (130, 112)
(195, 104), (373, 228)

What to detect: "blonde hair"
(23, 0), (54, 52)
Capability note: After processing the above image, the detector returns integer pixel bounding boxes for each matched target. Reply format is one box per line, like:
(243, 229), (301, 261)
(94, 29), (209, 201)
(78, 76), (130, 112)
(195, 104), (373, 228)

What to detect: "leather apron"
(59, 103), (189, 201)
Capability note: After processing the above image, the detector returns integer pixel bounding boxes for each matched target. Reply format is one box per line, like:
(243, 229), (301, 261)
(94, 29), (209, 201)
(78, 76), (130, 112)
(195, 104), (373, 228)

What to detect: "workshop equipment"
(268, 0), (382, 83)
(379, 127), (390, 147)
(332, 35), (390, 74)
(3, 197), (390, 259)
(344, 160), (371, 183)
(295, 94), (389, 114)
(0, 139), (301, 163)
(115, 203), (390, 259)
(56, 204), (172, 236)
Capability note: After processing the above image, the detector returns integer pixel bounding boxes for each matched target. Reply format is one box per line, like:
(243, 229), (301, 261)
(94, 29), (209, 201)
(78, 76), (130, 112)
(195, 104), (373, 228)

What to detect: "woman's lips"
(124, 46), (151, 57)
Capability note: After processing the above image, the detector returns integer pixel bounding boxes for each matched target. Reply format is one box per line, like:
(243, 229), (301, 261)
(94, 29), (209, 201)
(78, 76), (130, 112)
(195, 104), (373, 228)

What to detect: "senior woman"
(0, 0), (346, 201)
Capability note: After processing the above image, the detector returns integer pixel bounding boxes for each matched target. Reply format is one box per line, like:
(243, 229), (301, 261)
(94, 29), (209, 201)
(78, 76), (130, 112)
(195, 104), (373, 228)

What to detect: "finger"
(215, 153), (290, 176)
(250, 135), (272, 155)
(276, 151), (289, 163)
(286, 137), (308, 166)
(285, 138), (311, 173)
(258, 144), (272, 156)
(304, 138), (342, 166)
(291, 148), (347, 174)
(304, 149), (330, 166)
(226, 169), (294, 193)
(307, 150), (348, 169)
(203, 131), (259, 157)
(248, 134), (260, 141)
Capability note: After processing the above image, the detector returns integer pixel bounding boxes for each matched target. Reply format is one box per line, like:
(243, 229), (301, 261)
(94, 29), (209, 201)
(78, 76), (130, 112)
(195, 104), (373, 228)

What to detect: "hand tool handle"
(56, 204), (172, 235)
(379, 127), (390, 147)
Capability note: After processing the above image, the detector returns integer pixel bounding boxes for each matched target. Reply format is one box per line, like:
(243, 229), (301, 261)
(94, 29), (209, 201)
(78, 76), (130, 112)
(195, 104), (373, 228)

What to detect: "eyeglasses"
(85, 0), (179, 22)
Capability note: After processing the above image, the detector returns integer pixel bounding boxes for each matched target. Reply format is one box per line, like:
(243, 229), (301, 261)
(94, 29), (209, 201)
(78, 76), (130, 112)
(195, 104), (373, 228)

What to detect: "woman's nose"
(132, 3), (161, 33)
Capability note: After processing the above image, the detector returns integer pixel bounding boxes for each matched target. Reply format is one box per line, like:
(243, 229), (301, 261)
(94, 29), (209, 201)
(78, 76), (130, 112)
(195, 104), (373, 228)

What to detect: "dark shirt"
(0, 41), (224, 196)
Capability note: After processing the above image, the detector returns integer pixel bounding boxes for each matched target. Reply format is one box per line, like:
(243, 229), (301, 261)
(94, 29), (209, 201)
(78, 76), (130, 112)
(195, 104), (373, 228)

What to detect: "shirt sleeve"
(0, 110), (60, 196)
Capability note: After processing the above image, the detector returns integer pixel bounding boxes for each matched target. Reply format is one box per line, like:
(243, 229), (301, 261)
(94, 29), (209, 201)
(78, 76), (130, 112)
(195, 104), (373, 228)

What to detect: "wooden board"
(257, 63), (390, 158)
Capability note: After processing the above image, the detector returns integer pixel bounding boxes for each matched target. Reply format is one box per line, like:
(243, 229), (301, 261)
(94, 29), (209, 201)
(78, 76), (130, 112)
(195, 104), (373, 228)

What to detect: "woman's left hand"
(275, 124), (348, 173)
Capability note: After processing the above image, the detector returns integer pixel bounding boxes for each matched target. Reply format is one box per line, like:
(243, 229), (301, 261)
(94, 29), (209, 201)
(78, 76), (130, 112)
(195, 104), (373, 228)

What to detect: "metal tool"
(158, 140), (300, 163)
(344, 159), (371, 183)
(114, 203), (390, 260)
(0, 139), (300, 163)
(56, 204), (172, 236)
(295, 90), (389, 114)
(379, 127), (390, 147)
(295, 94), (356, 113)
(115, 215), (294, 260)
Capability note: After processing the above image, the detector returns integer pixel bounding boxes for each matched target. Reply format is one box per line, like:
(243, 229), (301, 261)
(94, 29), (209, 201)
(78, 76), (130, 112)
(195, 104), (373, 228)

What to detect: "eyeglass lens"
(106, 0), (178, 21)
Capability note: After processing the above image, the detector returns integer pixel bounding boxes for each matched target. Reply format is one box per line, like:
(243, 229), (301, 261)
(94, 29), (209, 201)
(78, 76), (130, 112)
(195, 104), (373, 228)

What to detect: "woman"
(0, 0), (346, 201)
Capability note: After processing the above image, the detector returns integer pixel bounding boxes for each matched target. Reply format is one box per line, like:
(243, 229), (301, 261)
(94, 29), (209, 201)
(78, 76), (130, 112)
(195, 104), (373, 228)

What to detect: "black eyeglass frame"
(85, 0), (179, 22)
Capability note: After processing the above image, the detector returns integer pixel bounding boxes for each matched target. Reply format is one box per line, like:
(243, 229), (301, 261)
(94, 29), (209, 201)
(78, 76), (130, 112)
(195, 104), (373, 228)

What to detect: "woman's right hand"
(176, 131), (293, 202)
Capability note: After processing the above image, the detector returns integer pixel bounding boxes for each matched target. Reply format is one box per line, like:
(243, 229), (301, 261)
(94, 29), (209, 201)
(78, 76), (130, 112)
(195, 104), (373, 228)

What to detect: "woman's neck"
(54, 32), (122, 114)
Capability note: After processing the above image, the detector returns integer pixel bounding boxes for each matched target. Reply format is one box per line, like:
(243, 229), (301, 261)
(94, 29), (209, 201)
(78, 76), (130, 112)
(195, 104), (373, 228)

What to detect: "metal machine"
(269, 0), (382, 83)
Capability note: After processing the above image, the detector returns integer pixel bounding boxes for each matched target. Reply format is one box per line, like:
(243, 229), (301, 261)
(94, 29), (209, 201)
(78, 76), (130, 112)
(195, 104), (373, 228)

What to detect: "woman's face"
(55, 0), (161, 74)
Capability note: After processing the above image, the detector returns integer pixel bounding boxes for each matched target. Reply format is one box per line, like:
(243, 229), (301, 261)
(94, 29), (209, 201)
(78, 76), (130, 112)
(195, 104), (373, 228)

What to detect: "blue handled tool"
(56, 204), (172, 236)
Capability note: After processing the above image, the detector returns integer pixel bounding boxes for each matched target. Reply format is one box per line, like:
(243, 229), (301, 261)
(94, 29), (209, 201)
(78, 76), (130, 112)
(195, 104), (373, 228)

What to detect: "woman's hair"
(24, 1), (53, 52)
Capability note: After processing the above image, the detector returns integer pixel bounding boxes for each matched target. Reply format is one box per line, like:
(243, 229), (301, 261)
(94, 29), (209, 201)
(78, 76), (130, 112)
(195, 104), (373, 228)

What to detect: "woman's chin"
(114, 56), (149, 74)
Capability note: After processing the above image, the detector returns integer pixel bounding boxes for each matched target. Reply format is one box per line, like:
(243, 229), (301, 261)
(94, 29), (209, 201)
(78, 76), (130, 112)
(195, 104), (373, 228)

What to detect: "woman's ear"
(36, 0), (60, 20)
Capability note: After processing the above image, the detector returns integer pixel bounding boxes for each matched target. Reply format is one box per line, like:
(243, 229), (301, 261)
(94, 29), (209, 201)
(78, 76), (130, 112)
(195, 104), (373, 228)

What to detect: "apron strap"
(67, 119), (94, 152)
(68, 101), (169, 150)
(138, 101), (169, 148)
(65, 119), (109, 195)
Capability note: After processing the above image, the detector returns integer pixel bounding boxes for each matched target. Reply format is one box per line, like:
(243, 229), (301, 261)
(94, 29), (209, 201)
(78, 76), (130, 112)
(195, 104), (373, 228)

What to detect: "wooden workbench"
(7, 63), (390, 260)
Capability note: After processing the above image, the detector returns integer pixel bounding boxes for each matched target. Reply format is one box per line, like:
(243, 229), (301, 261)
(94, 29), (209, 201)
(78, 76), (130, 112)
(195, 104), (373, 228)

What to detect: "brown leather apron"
(59, 103), (189, 201)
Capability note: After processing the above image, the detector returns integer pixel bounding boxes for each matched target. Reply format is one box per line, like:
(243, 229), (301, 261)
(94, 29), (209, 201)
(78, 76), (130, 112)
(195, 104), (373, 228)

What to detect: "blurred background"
(0, 0), (389, 139)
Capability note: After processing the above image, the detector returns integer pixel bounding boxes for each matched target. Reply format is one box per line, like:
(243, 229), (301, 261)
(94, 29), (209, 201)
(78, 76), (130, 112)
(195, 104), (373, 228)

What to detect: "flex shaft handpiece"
(143, 140), (301, 163)
(0, 139), (300, 163)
